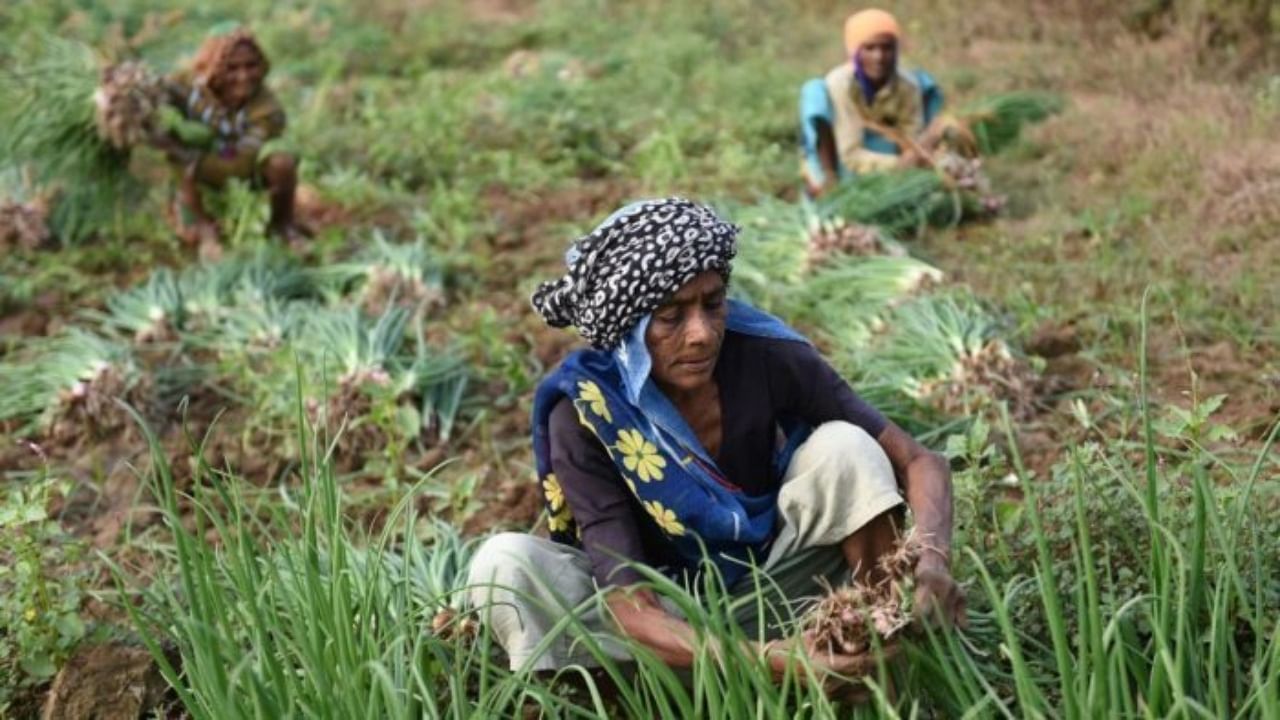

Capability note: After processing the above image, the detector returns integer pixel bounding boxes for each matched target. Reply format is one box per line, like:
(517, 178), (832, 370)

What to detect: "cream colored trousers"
(465, 421), (903, 671)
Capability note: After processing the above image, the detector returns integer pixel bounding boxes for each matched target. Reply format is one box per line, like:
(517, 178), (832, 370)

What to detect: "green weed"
(0, 471), (88, 709)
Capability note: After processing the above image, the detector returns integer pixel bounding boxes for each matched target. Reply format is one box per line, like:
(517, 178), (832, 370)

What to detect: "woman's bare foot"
(193, 219), (223, 261)
(269, 221), (312, 252)
(198, 237), (224, 262)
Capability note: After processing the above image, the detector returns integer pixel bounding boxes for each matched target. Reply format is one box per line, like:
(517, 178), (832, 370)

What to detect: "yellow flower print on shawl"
(616, 428), (667, 482)
(576, 380), (612, 423)
(644, 499), (685, 536)
(542, 473), (565, 511)
(548, 503), (574, 532)
(541, 473), (573, 531)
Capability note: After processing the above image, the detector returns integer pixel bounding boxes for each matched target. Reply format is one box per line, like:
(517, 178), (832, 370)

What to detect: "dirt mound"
(40, 642), (173, 720)
(463, 477), (544, 536)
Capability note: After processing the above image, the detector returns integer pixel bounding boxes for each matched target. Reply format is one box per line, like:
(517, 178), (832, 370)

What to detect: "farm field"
(1, 0), (1277, 717)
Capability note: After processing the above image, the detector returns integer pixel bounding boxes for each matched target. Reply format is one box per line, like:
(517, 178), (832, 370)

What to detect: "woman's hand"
(913, 554), (966, 628)
(897, 148), (929, 169)
(805, 175), (833, 199)
(149, 133), (201, 165)
(762, 633), (897, 695)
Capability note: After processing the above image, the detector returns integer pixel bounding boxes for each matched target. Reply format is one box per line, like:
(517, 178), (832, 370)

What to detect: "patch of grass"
(115, 328), (1279, 716)
(0, 472), (89, 710)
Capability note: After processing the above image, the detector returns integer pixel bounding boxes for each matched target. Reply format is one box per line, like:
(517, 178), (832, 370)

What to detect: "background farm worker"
(799, 8), (946, 196)
(152, 25), (307, 259)
(466, 198), (964, 683)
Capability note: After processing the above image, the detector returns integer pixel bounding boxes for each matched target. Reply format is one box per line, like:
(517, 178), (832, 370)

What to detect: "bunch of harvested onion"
(0, 329), (143, 443)
(319, 232), (446, 316)
(87, 268), (184, 344)
(934, 151), (1004, 215)
(800, 532), (927, 657)
(805, 214), (902, 270)
(910, 338), (1038, 419)
(1, 36), (148, 241)
(93, 61), (164, 150)
(429, 607), (480, 643)
(0, 197), (50, 250)
(858, 293), (1038, 418)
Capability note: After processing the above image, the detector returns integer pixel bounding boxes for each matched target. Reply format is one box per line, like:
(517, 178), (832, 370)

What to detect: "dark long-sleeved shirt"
(548, 333), (887, 586)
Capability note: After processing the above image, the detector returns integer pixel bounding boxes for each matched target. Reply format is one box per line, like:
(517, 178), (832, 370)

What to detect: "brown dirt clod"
(40, 642), (169, 720)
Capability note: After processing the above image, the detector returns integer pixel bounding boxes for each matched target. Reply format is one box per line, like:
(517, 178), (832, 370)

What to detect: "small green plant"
(455, 306), (540, 407)
(1153, 392), (1240, 446)
(0, 471), (88, 709)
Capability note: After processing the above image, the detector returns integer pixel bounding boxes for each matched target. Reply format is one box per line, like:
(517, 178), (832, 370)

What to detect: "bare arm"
(812, 119), (840, 196)
(876, 420), (952, 566)
(606, 587), (881, 678)
(875, 421), (965, 625)
(606, 588), (702, 668)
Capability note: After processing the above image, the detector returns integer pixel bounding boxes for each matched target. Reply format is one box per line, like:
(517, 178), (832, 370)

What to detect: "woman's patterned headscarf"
(531, 197), (738, 350)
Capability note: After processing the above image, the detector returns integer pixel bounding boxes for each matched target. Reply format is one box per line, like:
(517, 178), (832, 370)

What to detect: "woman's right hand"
(761, 633), (897, 693)
(150, 133), (201, 165)
(897, 148), (926, 169)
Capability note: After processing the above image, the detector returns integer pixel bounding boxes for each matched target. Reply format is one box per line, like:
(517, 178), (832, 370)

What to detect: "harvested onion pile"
(913, 339), (1037, 419)
(935, 151), (1004, 214)
(93, 61), (164, 150)
(805, 216), (904, 270)
(0, 198), (51, 250)
(48, 361), (135, 444)
(305, 367), (393, 459)
(362, 266), (445, 317)
(800, 532), (926, 657)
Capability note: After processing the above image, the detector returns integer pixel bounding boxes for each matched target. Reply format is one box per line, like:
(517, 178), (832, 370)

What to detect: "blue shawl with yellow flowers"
(531, 300), (812, 587)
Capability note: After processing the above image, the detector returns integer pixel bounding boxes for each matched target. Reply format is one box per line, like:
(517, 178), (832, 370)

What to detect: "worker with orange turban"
(799, 8), (944, 196)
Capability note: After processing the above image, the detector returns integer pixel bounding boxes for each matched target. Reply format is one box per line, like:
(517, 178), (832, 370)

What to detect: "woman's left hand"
(913, 559), (966, 629)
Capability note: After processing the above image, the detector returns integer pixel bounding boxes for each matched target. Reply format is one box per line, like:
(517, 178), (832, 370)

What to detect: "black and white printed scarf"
(530, 197), (738, 349)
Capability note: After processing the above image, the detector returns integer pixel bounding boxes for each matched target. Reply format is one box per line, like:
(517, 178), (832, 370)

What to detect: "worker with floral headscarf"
(466, 198), (963, 686)
(799, 8), (945, 196)
(152, 25), (306, 258)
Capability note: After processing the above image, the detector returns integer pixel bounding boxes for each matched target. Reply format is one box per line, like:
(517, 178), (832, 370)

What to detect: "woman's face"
(858, 33), (897, 83)
(216, 42), (266, 108)
(645, 270), (728, 396)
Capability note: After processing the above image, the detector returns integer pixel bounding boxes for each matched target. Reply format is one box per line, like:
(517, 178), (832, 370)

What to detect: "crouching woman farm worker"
(800, 8), (945, 196)
(151, 25), (307, 258)
(466, 197), (964, 678)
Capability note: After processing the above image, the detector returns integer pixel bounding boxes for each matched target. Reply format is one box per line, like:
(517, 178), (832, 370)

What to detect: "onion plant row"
(731, 196), (1035, 434)
(119, 332), (1280, 716)
(0, 240), (463, 474)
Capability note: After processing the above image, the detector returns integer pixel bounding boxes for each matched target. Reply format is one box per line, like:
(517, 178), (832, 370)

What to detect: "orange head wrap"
(843, 8), (902, 55)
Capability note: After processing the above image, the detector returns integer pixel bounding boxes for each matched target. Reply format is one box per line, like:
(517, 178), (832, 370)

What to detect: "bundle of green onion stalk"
(0, 329), (142, 442)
